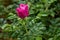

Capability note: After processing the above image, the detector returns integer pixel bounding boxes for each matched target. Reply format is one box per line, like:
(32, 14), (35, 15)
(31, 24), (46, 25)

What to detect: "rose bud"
(16, 4), (29, 19)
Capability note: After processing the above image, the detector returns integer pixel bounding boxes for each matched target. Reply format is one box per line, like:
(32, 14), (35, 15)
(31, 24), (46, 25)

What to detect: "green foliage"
(0, 0), (60, 40)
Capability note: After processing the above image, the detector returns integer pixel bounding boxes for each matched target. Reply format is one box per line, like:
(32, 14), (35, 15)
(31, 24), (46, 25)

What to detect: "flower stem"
(22, 18), (28, 35)
(24, 23), (28, 34)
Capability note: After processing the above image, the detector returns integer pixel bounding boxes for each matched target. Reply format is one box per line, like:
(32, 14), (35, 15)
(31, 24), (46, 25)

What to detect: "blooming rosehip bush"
(0, 0), (60, 40)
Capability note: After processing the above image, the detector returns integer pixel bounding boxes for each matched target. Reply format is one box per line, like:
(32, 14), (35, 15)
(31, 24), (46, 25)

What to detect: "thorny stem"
(22, 18), (28, 35)
(24, 23), (28, 34)
(53, 26), (58, 40)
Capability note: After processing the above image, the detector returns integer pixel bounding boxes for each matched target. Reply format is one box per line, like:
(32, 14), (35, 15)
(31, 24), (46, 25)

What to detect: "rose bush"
(0, 0), (60, 40)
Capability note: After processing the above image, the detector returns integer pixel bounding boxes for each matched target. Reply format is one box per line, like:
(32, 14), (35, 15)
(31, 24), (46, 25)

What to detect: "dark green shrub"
(0, 0), (60, 40)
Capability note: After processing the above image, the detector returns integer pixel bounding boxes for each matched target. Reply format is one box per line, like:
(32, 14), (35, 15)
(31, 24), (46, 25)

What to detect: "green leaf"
(36, 36), (42, 40)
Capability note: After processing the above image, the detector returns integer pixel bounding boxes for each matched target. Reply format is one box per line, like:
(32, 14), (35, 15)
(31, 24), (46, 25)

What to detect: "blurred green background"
(0, 0), (60, 40)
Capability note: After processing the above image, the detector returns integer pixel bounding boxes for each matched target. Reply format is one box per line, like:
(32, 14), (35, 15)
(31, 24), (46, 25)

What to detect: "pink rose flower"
(16, 4), (29, 19)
